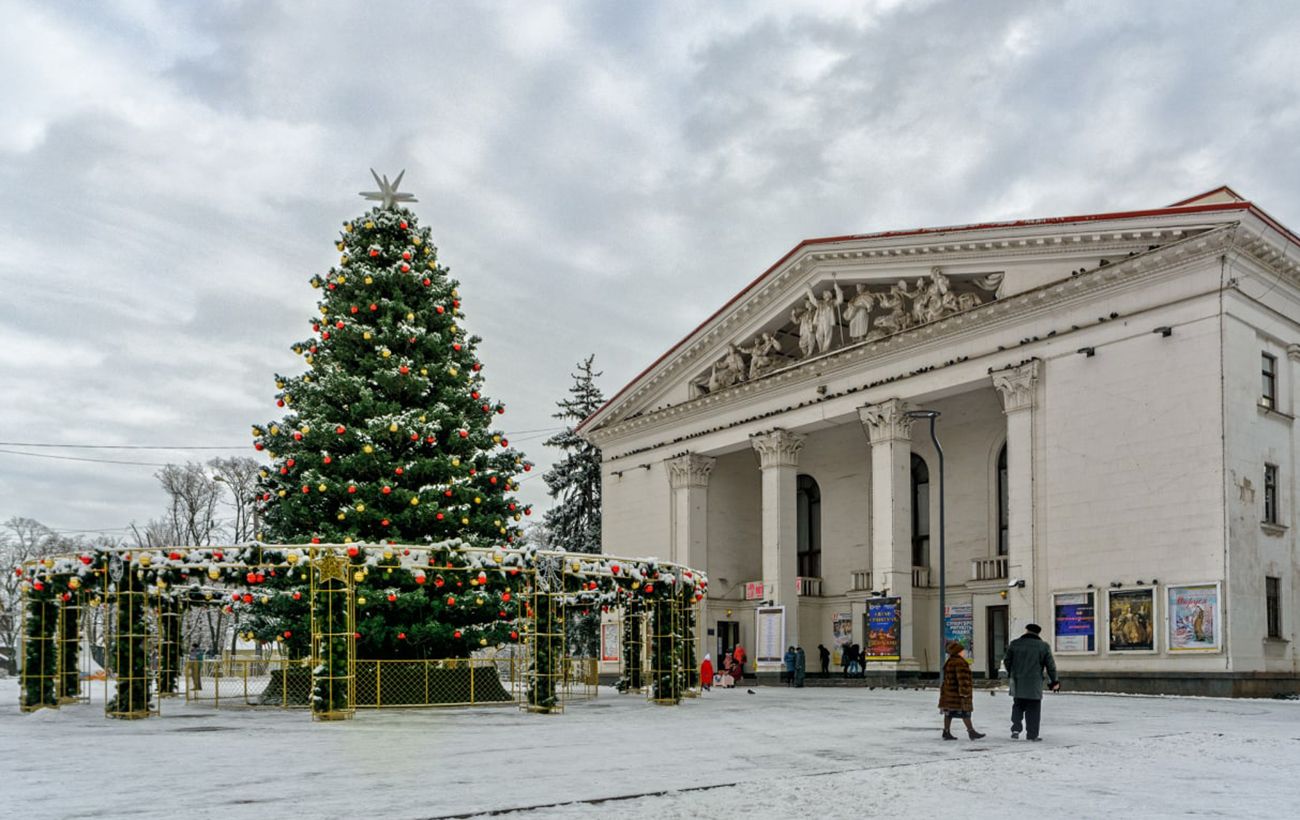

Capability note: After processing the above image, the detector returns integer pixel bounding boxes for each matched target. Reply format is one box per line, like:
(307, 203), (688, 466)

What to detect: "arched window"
(796, 474), (821, 578)
(997, 444), (1009, 556)
(911, 454), (929, 568)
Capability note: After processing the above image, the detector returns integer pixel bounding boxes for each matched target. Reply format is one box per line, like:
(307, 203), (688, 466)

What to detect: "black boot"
(942, 730), (957, 740)
(968, 729), (986, 740)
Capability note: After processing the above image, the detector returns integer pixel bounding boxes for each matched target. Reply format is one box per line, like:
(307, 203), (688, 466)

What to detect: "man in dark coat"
(1003, 623), (1060, 741)
(783, 646), (797, 686)
(817, 644), (830, 677)
(794, 646), (807, 688)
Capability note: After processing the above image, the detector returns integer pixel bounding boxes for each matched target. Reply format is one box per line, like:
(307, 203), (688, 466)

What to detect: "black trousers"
(1011, 697), (1042, 738)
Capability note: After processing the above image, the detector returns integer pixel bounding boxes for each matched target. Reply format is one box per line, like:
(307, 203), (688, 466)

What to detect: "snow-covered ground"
(2, 677), (1297, 819)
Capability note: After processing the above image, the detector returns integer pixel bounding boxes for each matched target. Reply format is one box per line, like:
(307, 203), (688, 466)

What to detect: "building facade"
(581, 187), (1299, 696)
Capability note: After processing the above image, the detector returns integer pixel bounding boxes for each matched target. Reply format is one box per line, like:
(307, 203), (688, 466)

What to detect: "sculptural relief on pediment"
(693, 267), (1003, 395)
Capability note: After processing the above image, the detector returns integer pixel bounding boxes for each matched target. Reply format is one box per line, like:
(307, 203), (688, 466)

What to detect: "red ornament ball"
(399, 365), (409, 375)
(347, 485), (357, 494)
(399, 220), (408, 229)
(369, 249), (379, 257)
(323, 455), (332, 464)
(369, 303), (378, 312)
(292, 591), (301, 601)
(283, 631), (292, 639)
(347, 546), (360, 557)
(453, 630), (462, 639)
(397, 632), (406, 640)
(242, 594), (253, 604)
(387, 593), (397, 602)
(402, 251), (411, 261)
(350, 305), (359, 314)
(286, 458), (296, 467)
(436, 305), (445, 314)
(381, 486), (392, 495)
(276, 399), (285, 407)
(415, 575), (426, 585)
(336, 425), (346, 434)
(422, 278), (431, 286)
(254, 442), (264, 451)
(458, 429), (468, 439)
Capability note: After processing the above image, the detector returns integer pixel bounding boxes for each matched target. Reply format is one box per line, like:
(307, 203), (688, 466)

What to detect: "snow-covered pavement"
(2, 678), (1297, 819)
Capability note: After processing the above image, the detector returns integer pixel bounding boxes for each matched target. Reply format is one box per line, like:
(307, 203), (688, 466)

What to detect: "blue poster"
(865, 598), (901, 661)
(1054, 592), (1095, 652)
(943, 603), (973, 656)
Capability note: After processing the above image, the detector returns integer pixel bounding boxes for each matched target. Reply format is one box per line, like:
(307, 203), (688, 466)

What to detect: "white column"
(666, 453), (715, 571)
(750, 429), (804, 649)
(992, 360), (1041, 633)
(859, 398), (917, 669)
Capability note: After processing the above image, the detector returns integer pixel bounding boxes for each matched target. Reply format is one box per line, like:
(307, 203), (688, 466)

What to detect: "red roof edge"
(1167, 185), (1247, 208)
(578, 197), (1294, 435)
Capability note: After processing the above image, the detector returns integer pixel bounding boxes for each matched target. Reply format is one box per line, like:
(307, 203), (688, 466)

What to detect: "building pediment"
(579, 191), (1293, 441)
(692, 267), (1003, 396)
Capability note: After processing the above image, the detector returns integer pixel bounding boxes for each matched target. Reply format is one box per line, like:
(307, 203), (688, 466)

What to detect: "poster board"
(943, 602), (973, 657)
(600, 621), (620, 662)
(831, 612), (852, 665)
(755, 606), (785, 663)
(1053, 591), (1096, 653)
(1107, 588), (1156, 652)
(1167, 583), (1221, 652)
(864, 598), (901, 661)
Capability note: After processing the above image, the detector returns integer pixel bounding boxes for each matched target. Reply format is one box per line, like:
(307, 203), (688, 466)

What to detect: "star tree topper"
(360, 168), (417, 209)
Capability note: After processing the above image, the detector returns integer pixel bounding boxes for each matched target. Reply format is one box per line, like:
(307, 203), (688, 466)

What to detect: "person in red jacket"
(731, 644), (746, 681)
(700, 654), (714, 691)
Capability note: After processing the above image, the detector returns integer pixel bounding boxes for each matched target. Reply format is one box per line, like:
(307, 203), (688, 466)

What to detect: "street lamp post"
(906, 410), (945, 685)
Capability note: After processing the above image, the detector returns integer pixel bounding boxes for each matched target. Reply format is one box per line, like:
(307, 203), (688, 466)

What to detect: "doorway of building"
(986, 605), (1009, 678)
(717, 620), (739, 667)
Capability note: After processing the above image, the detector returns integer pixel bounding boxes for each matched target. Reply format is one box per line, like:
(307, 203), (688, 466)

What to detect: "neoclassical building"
(581, 187), (1299, 695)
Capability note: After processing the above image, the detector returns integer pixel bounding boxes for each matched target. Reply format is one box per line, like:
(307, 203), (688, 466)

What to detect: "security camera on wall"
(1008, 578), (1026, 588)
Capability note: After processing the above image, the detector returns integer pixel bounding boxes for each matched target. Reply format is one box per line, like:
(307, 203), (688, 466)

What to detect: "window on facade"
(911, 454), (930, 568)
(1264, 464), (1279, 525)
(796, 474), (821, 579)
(997, 444), (1009, 556)
(1261, 353), (1278, 409)
(1266, 576), (1282, 638)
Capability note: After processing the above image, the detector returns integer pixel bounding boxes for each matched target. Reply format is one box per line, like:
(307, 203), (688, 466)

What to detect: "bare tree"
(155, 463), (223, 546)
(0, 518), (80, 665)
(208, 456), (261, 542)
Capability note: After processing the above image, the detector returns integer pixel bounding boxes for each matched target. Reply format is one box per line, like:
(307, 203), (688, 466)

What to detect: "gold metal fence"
(354, 657), (521, 708)
(184, 656), (313, 708)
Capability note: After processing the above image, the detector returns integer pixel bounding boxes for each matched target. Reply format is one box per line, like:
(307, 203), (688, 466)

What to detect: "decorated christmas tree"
(248, 170), (534, 660)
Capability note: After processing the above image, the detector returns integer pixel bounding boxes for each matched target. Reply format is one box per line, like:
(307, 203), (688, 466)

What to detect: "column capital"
(1287, 343), (1300, 362)
(750, 429), (804, 469)
(666, 452), (717, 489)
(992, 360), (1040, 414)
(858, 398), (912, 444)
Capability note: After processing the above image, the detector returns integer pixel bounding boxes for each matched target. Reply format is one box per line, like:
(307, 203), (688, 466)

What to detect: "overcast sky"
(3, 0), (1299, 541)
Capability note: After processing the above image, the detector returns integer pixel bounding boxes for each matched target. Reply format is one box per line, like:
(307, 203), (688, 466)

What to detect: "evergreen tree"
(542, 355), (605, 656)
(249, 171), (533, 659)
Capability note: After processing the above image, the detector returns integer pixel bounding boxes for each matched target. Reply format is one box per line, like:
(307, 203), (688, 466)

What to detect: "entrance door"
(717, 621), (739, 664)
(987, 606), (1009, 678)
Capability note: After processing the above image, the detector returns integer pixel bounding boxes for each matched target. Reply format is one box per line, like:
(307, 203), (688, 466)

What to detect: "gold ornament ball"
(286, 553), (300, 565)
(353, 571), (365, 582)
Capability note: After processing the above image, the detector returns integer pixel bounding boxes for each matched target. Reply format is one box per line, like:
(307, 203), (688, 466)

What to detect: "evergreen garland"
(107, 569), (152, 717)
(22, 597), (57, 710)
(58, 600), (80, 701)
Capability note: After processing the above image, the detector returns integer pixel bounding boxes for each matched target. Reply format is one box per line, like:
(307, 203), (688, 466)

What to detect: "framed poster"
(943, 603), (973, 656)
(755, 606), (785, 663)
(864, 598), (901, 661)
(1053, 591), (1096, 653)
(831, 612), (852, 665)
(600, 622), (620, 662)
(1167, 583), (1221, 652)
(1107, 588), (1156, 652)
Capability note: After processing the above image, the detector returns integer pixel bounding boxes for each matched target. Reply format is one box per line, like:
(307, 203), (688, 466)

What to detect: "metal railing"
(971, 556), (1009, 581)
(181, 655), (598, 711)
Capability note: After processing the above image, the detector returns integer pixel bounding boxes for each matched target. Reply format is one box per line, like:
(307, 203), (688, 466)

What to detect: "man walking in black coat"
(1003, 623), (1060, 741)
(817, 644), (830, 677)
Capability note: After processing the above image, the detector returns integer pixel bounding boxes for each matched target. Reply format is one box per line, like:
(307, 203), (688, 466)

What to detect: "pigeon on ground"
(747, 689), (756, 695)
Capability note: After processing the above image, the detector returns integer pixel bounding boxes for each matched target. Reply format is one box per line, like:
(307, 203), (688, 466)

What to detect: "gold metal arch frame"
(13, 544), (707, 721)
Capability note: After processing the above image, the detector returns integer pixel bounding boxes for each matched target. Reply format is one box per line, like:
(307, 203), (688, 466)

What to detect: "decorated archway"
(15, 543), (706, 720)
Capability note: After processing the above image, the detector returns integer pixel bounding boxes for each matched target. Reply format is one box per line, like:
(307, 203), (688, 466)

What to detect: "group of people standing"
(700, 644), (746, 690)
(782, 646), (807, 687)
